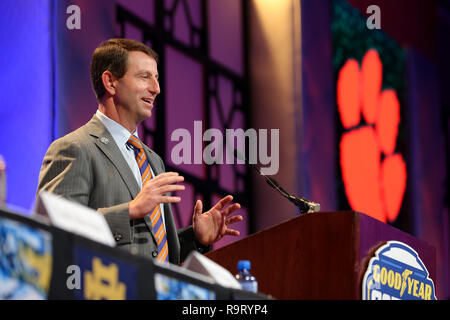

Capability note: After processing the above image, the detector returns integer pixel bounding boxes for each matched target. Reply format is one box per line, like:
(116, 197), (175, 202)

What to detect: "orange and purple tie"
(127, 135), (169, 263)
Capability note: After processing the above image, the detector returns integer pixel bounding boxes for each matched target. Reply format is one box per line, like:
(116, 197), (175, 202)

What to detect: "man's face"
(113, 51), (160, 125)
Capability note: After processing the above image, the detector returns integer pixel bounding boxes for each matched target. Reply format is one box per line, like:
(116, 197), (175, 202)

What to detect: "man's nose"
(149, 78), (160, 95)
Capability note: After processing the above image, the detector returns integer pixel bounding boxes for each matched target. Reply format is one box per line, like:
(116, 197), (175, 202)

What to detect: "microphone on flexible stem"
(233, 149), (320, 214)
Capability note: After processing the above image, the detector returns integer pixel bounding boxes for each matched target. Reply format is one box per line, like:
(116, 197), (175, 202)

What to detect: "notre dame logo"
(84, 258), (126, 300)
(66, 257), (126, 300)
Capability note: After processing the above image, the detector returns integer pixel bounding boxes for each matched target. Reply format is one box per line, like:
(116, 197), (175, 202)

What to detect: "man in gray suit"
(37, 38), (243, 264)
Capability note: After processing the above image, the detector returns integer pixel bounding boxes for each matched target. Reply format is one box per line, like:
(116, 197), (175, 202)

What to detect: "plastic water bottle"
(235, 260), (258, 293)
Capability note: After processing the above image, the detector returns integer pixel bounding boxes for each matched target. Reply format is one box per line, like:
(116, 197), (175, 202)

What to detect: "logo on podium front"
(362, 241), (436, 300)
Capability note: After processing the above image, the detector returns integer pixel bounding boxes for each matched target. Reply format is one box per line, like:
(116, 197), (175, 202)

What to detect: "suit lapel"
(85, 116), (141, 198)
(145, 146), (164, 175)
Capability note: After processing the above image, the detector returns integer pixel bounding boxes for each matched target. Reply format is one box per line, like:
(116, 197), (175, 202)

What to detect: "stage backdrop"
(301, 0), (448, 300)
(0, 0), (447, 299)
(0, 0), (53, 212)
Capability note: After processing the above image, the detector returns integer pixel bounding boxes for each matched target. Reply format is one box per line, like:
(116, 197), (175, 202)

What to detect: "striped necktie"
(127, 135), (169, 263)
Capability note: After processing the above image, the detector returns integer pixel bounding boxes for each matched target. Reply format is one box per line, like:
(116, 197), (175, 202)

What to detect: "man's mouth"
(142, 98), (153, 105)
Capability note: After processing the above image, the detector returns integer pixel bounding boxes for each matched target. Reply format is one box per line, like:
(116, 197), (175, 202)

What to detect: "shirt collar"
(95, 110), (139, 146)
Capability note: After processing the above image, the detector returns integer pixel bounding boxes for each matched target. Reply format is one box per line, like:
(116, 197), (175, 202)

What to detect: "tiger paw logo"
(337, 49), (406, 223)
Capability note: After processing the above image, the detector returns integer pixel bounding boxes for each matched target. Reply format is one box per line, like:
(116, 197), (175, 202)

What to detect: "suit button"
(114, 233), (122, 241)
(152, 251), (158, 258)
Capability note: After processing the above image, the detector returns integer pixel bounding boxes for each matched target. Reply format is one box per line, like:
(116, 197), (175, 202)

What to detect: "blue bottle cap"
(237, 260), (251, 271)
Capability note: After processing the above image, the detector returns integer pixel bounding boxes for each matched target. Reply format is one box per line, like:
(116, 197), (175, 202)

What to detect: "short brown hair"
(90, 38), (159, 100)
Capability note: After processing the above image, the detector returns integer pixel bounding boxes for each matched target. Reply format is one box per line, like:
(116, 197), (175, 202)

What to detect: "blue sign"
(0, 218), (53, 299)
(362, 241), (436, 300)
(73, 246), (137, 300)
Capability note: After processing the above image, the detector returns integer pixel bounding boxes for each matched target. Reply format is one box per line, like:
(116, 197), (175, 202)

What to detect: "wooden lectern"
(205, 211), (436, 299)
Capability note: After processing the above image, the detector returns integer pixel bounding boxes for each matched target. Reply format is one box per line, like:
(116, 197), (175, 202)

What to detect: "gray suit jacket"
(37, 115), (208, 264)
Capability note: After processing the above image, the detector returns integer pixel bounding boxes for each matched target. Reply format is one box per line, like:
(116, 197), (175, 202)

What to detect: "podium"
(205, 211), (436, 299)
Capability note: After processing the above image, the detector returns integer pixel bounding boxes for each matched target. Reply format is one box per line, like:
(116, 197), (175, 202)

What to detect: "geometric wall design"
(115, 0), (250, 247)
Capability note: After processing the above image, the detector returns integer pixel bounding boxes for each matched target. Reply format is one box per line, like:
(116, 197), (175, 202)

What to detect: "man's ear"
(101, 71), (117, 96)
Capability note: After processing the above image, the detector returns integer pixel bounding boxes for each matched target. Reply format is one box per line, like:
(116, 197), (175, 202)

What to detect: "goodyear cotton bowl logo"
(362, 241), (436, 300)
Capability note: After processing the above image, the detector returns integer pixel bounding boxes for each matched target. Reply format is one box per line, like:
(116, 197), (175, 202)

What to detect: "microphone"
(233, 149), (320, 214)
